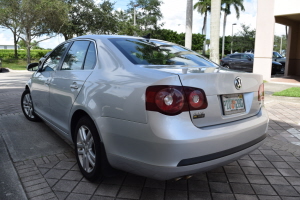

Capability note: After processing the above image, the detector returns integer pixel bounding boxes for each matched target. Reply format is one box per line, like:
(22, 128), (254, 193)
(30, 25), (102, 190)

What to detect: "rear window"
(109, 38), (218, 67)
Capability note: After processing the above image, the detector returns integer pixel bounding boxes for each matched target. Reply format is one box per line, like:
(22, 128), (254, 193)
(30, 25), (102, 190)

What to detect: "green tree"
(18, 40), (42, 49)
(0, 0), (21, 58)
(128, 0), (164, 35)
(61, 0), (117, 40)
(194, 0), (211, 55)
(219, 36), (232, 56)
(273, 35), (287, 53)
(221, 0), (245, 57)
(232, 24), (255, 52)
(115, 10), (137, 36)
(154, 29), (205, 51)
(18, 0), (69, 63)
(91, 1), (118, 34)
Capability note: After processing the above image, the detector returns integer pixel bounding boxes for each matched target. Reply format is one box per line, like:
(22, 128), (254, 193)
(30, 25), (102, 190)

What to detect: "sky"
(0, 0), (287, 49)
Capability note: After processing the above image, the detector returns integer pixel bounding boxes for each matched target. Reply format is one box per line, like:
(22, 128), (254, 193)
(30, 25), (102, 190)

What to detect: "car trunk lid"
(178, 72), (263, 127)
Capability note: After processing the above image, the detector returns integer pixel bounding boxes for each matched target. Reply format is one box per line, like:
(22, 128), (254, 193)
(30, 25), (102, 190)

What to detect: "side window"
(241, 54), (249, 59)
(61, 41), (90, 70)
(230, 54), (241, 59)
(83, 43), (96, 70)
(42, 43), (69, 71)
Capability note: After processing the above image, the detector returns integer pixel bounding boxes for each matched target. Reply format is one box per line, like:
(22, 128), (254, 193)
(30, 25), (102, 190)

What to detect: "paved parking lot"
(1, 71), (300, 200)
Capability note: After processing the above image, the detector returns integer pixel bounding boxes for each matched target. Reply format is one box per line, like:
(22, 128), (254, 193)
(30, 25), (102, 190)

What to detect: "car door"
(240, 54), (254, 72)
(30, 43), (70, 119)
(48, 40), (97, 134)
(229, 54), (241, 70)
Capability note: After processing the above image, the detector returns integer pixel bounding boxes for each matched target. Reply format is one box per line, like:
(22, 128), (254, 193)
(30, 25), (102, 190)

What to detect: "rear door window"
(61, 41), (90, 70)
(230, 54), (241, 59)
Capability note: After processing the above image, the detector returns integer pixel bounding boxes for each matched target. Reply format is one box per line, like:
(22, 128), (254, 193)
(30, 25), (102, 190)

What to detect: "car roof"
(67, 34), (177, 47)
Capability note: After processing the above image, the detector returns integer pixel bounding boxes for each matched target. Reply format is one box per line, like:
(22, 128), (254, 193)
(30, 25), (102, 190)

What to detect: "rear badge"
(193, 112), (205, 119)
(234, 77), (242, 90)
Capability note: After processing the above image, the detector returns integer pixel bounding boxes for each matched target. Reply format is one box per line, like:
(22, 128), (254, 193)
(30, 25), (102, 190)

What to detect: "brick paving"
(9, 103), (300, 200)
(1, 71), (300, 200)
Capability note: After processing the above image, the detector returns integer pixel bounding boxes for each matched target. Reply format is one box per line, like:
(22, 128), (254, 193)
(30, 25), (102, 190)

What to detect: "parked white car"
(22, 35), (269, 181)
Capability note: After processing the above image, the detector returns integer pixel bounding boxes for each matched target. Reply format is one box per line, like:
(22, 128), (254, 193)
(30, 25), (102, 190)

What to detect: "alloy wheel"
(22, 93), (34, 119)
(77, 125), (96, 173)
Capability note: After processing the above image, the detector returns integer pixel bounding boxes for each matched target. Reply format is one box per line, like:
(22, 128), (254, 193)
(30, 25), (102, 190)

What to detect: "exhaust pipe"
(174, 175), (193, 181)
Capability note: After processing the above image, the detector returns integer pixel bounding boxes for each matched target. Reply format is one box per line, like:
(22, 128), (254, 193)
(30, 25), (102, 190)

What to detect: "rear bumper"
(100, 107), (268, 180)
(108, 137), (265, 180)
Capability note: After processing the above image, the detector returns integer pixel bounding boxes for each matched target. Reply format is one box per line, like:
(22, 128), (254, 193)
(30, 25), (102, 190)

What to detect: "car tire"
(223, 65), (230, 69)
(75, 116), (102, 182)
(21, 89), (41, 122)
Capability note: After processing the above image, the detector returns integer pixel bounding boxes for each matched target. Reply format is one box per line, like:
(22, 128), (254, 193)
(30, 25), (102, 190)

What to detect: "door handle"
(70, 82), (79, 89)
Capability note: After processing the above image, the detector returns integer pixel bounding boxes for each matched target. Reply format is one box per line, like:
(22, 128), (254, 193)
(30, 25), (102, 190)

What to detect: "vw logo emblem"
(234, 77), (242, 90)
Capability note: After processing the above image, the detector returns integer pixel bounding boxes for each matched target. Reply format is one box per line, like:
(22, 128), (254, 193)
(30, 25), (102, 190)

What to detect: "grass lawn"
(1, 59), (38, 70)
(273, 87), (300, 97)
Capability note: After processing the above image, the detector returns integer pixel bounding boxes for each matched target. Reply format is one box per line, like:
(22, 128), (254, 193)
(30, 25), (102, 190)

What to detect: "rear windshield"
(109, 38), (218, 67)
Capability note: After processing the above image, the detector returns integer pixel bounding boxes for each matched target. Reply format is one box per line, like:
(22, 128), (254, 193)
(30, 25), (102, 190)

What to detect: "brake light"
(184, 87), (207, 109)
(146, 85), (208, 115)
(258, 83), (264, 101)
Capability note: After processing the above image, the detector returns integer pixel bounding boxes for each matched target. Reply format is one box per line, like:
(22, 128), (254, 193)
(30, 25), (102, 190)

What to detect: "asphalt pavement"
(1, 70), (300, 200)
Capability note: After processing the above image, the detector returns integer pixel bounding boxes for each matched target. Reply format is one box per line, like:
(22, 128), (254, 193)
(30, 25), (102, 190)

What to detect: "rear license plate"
(222, 93), (246, 115)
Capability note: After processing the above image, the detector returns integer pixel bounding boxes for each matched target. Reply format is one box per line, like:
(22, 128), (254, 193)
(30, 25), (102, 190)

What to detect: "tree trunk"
(26, 30), (31, 64)
(210, 0), (221, 64)
(185, 0), (193, 49)
(13, 31), (18, 59)
(63, 33), (69, 41)
(202, 12), (207, 56)
(221, 12), (227, 58)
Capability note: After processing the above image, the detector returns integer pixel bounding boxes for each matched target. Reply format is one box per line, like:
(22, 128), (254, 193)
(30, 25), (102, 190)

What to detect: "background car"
(22, 35), (269, 181)
(220, 53), (283, 75)
(273, 51), (286, 73)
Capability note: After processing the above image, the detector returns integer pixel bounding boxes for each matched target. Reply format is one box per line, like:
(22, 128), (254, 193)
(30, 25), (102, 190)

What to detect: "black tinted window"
(83, 43), (96, 70)
(241, 54), (250, 59)
(109, 38), (217, 67)
(62, 41), (90, 70)
(230, 54), (241, 59)
(42, 43), (69, 71)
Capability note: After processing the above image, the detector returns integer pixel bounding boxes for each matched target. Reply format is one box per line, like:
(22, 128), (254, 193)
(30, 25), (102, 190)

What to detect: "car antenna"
(142, 33), (151, 41)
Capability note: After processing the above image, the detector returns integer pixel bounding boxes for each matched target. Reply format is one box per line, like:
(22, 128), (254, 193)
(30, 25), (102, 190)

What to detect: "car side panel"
(49, 70), (93, 133)
(30, 71), (53, 119)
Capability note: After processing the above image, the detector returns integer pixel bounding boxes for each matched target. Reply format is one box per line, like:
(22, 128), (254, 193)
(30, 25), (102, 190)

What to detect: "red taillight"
(258, 83), (264, 101)
(184, 87), (208, 110)
(146, 85), (208, 115)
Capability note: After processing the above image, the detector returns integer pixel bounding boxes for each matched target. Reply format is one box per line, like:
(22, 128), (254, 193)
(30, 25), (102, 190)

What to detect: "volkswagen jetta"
(21, 35), (269, 181)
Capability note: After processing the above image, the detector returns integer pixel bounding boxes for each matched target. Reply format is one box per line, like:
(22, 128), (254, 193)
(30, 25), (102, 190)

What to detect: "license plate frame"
(221, 93), (246, 115)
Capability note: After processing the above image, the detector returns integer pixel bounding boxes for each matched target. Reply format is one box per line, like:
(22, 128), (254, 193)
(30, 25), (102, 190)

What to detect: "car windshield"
(109, 38), (218, 67)
(273, 52), (283, 58)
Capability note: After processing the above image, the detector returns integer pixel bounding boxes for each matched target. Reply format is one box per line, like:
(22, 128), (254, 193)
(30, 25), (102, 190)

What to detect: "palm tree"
(221, 0), (245, 57)
(210, 0), (221, 64)
(185, 0), (193, 49)
(194, 0), (211, 55)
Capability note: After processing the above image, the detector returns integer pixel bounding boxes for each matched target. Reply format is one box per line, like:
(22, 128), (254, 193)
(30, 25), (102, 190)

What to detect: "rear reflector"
(258, 83), (264, 101)
(146, 85), (208, 116)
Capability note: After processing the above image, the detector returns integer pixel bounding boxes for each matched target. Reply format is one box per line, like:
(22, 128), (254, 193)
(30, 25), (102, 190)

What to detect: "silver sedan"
(21, 35), (269, 181)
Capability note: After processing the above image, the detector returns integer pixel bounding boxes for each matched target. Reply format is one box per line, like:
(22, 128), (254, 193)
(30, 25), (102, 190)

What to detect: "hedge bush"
(0, 49), (51, 59)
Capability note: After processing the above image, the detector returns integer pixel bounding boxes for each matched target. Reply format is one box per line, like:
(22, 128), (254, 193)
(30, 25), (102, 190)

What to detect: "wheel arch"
(70, 109), (93, 143)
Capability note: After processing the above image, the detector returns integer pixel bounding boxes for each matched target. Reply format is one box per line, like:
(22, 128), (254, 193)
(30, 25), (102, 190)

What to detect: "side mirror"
(248, 57), (252, 61)
(27, 63), (39, 71)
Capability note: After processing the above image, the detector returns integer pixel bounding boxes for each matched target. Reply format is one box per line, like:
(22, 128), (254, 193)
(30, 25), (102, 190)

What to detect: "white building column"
(253, 0), (275, 81)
